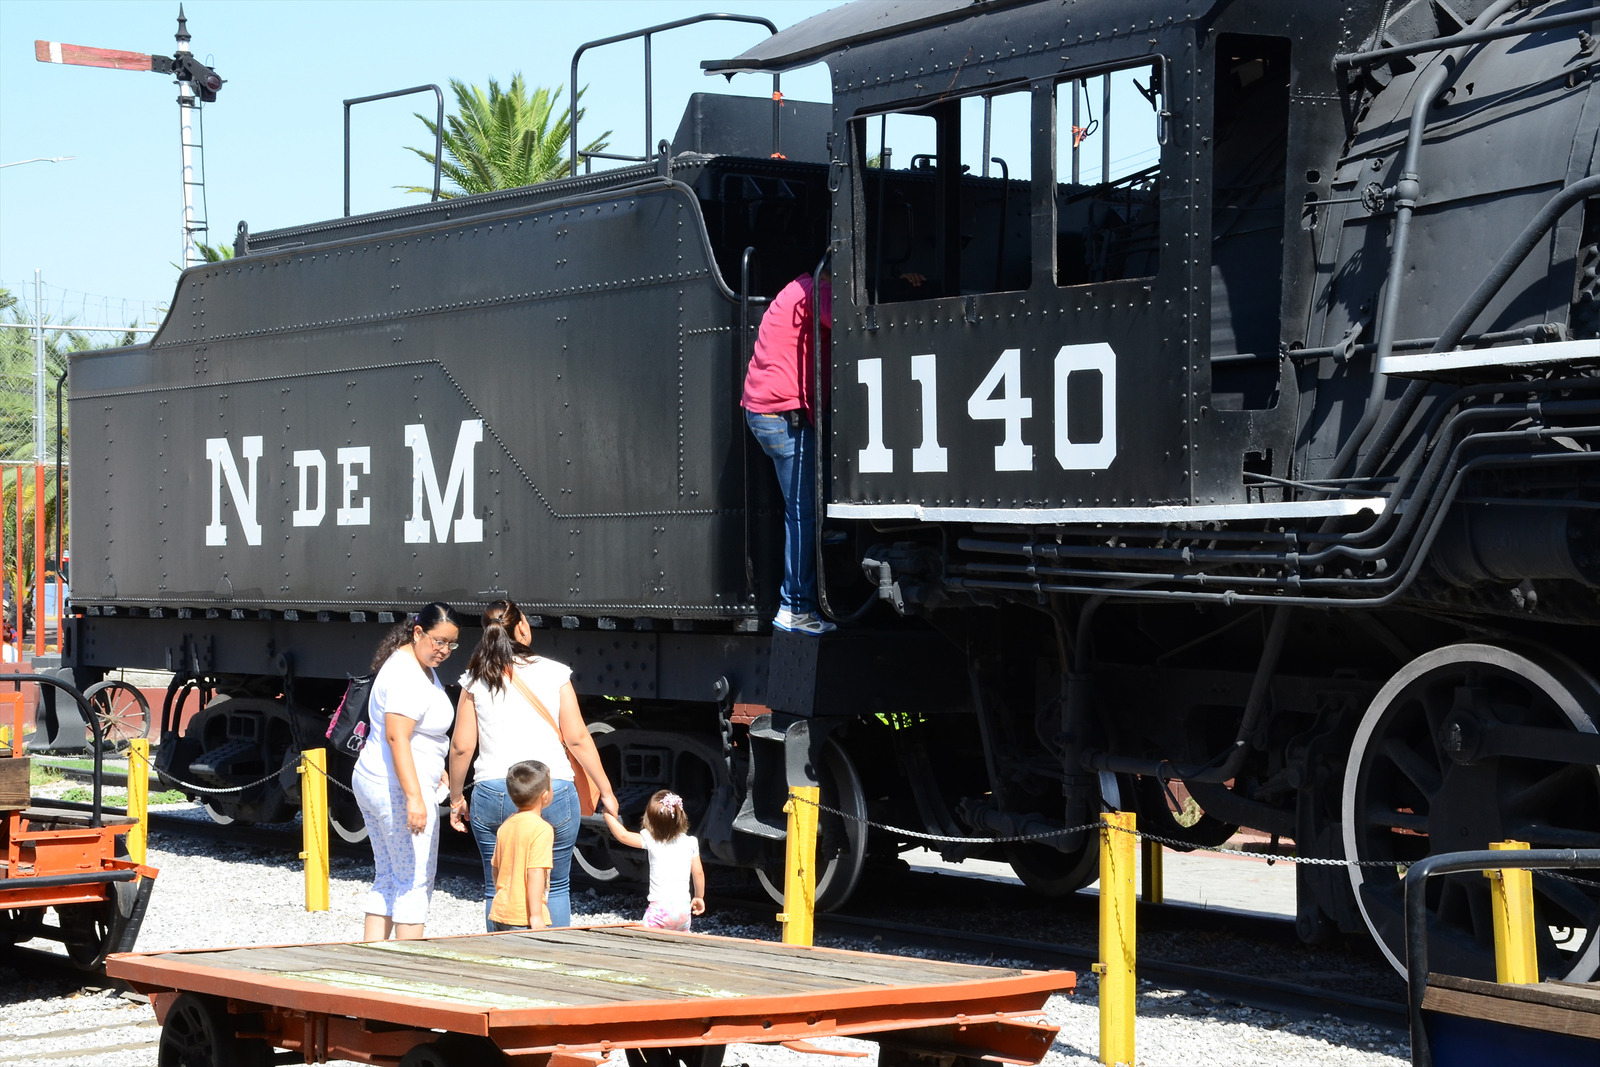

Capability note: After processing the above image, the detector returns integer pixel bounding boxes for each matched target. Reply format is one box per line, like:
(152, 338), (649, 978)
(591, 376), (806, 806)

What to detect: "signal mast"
(35, 4), (225, 268)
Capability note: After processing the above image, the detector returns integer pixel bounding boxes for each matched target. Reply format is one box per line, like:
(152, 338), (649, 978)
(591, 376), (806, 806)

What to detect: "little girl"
(602, 790), (706, 930)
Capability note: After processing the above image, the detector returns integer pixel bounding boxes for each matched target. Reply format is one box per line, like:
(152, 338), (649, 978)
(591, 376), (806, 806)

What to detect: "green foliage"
(0, 285), (135, 605)
(30, 762), (63, 787)
(403, 75), (611, 197)
(60, 786), (187, 806)
(196, 241), (235, 262)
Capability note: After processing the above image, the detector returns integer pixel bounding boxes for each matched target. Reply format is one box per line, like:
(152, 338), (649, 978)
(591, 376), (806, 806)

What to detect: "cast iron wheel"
(399, 1034), (507, 1067)
(1004, 836), (1099, 899)
(331, 810), (369, 844)
(755, 739), (869, 912)
(157, 992), (272, 1067)
(0, 907), (44, 946)
(59, 880), (136, 971)
(625, 1045), (726, 1067)
(570, 722), (648, 883)
(1343, 643), (1600, 982)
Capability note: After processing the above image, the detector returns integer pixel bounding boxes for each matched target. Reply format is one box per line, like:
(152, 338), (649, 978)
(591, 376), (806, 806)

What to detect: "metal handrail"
(12, 672), (104, 825)
(344, 84), (444, 216)
(1336, 5), (1600, 68)
(1403, 847), (1600, 1067)
(569, 13), (780, 176)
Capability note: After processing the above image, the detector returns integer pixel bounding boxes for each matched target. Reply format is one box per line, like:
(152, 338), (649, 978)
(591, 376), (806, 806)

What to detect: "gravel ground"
(0, 805), (1408, 1066)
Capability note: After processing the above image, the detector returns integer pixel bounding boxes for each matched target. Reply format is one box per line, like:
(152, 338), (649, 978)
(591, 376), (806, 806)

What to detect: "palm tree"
(196, 241), (235, 261)
(402, 75), (610, 197)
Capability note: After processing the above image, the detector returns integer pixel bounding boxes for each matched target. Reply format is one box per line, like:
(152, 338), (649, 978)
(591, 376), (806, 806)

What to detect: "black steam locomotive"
(68, 0), (1600, 982)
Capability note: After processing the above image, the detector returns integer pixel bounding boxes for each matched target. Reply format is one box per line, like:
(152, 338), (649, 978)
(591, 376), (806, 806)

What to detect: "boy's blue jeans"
(746, 410), (817, 615)
(468, 777), (580, 928)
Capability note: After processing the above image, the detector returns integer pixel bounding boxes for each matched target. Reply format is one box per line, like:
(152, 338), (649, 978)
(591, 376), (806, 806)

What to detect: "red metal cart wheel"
(157, 993), (272, 1067)
(399, 1034), (507, 1067)
(60, 880), (136, 971)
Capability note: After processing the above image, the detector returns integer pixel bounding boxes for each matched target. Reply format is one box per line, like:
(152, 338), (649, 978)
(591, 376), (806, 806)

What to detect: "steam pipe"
(1433, 174), (1600, 354)
(1325, 0), (1518, 479)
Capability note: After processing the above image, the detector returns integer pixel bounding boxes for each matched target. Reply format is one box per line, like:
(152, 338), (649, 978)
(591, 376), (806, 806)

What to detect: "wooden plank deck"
(109, 924), (1074, 1055)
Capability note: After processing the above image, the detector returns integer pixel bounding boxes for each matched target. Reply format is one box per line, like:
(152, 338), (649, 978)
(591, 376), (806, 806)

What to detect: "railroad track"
(137, 808), (1407, 1032)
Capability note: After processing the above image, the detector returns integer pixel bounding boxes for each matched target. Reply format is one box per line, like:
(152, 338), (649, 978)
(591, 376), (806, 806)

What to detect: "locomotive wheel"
(59, 880), (137, 971)
(625, 1046), (726, 1067)
(755, 739), (869, 912)
(571, 722), (643, 883)
(157, 993), (273, 1067)
(202, 801), (235, 825)
(331, 806), (369, 844)
(1343, 643), (1600, 982)
(1005, 837), (1099, 899)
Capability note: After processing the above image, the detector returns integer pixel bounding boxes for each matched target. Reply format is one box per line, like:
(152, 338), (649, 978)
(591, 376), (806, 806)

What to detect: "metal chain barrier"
(128, 743), (355, 797)
(787, 791), (1484, 871)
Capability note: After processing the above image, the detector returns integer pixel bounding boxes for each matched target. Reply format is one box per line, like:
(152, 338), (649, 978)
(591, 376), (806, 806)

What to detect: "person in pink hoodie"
(740, 269), (835, 635)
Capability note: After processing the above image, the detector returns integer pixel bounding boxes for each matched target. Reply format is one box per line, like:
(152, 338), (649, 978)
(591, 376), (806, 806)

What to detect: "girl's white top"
(643, 832), (699, 908)
(459, 656), (575, 783)
(355, 649), (454, 787)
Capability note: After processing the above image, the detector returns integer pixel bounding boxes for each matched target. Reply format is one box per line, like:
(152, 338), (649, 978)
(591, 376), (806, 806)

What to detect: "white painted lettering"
(910, 353), (948, 473)
(856, 358), (894, 473)
(292, 450), (327, 527)
(404, 420), (484, 544)
(967, 348), (1033, 471)
(204, 436), (264, 546)
(336, 447), (371, 526)
(1053, 343), (1118, 471)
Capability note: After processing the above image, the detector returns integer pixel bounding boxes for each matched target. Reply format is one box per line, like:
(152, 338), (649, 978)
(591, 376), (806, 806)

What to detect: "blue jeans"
(469, 777), (581, 929)
(746, 410), (817, 615)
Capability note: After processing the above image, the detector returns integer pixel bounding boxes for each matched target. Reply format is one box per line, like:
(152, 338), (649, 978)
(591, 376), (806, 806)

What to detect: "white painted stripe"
(48, 41), (62, 64)
(827, 497), (1386, 525)
(1381, 337), (1600, 375)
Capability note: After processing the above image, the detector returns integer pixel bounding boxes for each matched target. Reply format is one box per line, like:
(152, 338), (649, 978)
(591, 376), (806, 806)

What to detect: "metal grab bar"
(11, 672), (104, 825)
(1336, 5), (1600, 69)
(343, 84), (443, 217)
(1403, 847), (1600, 1067)
(569, 13), (780, 176)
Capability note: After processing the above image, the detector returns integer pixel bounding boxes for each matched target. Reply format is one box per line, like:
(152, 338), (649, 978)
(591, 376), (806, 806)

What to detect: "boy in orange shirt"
(488, 760), (554, 931)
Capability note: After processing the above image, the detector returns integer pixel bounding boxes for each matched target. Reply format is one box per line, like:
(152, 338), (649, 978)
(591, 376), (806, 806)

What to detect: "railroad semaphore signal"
(35, 4), (225, 269)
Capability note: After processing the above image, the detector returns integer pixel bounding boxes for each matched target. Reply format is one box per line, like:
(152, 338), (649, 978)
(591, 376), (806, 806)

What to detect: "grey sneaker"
(773, 609), (837, 635)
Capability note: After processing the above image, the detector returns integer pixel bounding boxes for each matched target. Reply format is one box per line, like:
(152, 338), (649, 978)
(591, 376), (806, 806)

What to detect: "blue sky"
(0, 1), (842, 328)
(1, 1), (1163, 333)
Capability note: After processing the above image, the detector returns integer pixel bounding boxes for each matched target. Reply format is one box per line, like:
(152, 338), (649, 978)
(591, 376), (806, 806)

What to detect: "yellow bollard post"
(1486, 839), (1537, 984)
(126, 738), (149, 865)
(779, 787), (819, 946)
(298, 748), (330, 912)
(1095, 811), (1137, 1067)
(1141, 838), (1164, 904)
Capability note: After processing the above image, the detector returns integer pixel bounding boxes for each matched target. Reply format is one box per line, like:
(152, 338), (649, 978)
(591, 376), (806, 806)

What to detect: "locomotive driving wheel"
(755, 739), (869, 912)
(1343, 643), (1600, 982)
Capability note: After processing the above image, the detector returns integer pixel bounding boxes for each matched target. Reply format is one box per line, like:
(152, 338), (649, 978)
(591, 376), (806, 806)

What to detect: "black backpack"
(325, 673), (375, 756)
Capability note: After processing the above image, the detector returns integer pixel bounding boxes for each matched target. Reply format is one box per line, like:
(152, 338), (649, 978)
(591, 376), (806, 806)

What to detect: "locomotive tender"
(68, 0), (1600, 981)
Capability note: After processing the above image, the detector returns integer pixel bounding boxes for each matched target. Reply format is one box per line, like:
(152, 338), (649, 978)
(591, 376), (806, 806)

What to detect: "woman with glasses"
(354, 601), (462, 941)
(447, 598), (618, 928)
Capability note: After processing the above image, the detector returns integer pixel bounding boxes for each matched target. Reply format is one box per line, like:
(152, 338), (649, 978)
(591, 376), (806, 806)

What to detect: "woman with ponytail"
(447, 599), (618, 927)
(354, 601), (462, 942)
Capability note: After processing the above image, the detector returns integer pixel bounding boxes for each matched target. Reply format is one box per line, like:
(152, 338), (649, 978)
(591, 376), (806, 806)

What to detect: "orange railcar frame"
(109, 925), (1074, 1066)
